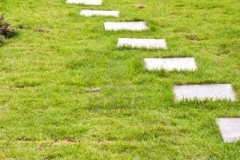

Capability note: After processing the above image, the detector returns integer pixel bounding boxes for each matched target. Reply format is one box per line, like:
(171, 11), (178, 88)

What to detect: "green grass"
(0, 0), (239, 159)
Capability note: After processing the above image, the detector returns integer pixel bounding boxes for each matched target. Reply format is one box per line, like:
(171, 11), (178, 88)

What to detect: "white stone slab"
(144, 57), (197, 71)
(117, 38), (167, 49)
(173, 84), (237, 101)
(216, 118), (240, 142)
(104, 22), (148, 31)
(80, 10), (119, 17)
(66, 0), (102, 5)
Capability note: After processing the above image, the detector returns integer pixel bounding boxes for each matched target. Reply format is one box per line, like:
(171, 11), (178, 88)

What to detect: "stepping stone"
(80, 10), (119, 17)
(66, 0), (102, 5)
(216, 118), (240, 142)
(144, 57), (197, 71)
(173, 84), (237, 101)
(104, 22), (148, 31)
(117, 38), (167, 49)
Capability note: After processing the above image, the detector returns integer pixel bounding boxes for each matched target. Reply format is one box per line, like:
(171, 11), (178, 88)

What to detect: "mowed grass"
(0, 0), (239, 159)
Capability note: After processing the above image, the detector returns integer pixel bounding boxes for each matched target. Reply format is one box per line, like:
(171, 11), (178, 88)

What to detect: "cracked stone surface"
(117, 38), (167, 49)
(173, 84), (237, 101)
(104, 22), (148, 31)
(80, 10), (119, 17)
(66, 0), (102, 5)
(144, 57), (197, 71)
(216, 118), (240, 143)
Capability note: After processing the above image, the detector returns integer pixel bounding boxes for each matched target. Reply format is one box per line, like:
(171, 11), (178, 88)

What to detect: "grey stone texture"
(80, 10), (119, 17)
(117, 38), (167, 49)
(216, 118), (240, 142)
(66, 0), (102, 5)
(173, 84), (237, 101)
(104, 22), (148, 31)
(144, 57), (197, 71)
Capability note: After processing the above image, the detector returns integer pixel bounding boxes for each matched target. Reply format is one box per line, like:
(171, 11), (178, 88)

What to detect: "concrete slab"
(216, 118), (240, 142)
(66, 0), (102, 5)
(173, 84), (237, 101)
(104, 22), (148, 31)
(144, 57), (197, 71)
(80, 10), (119, 17)
(117, 38), (167, 49)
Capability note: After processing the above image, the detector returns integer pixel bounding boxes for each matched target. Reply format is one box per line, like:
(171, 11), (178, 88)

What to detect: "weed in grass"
(0, 14), (18, 44)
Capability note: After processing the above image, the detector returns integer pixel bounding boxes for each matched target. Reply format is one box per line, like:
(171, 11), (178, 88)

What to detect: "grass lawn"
(0, 0), (239, 159)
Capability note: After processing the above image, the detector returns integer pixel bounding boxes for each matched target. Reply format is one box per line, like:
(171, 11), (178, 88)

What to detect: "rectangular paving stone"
(216, 118), (240, 142)
(80, 10), (119, 17)
(144, 57), (197, 71)
(117, 38), (167, 49)
(66, 0), (102, 5)
(173, 84), (237, 101)
(104, 22), (148, 31)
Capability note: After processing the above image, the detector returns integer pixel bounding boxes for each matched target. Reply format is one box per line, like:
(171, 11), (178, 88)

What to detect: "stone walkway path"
(216, 118), (240, 142)
(66, 0), (239, 143)
(117, 38), (167, 49)
(104, 22), (148, 31)
(80, 10), (119, 17)
(67, 0), (102, 5)
(173, 84), (237, 101)
(144, 57), (197, 71)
